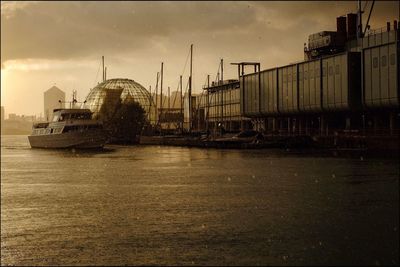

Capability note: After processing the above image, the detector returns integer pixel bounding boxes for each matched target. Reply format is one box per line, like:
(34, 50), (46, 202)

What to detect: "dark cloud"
(1, 1), (398, 65)
(2, 1), (398, 115)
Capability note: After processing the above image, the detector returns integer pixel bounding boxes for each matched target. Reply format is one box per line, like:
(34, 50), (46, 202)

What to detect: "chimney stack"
(337, 16), (347, 44)
(347, 13), (357, 40)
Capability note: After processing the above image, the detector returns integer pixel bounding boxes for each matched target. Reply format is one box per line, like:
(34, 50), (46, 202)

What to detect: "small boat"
(28, 108), (108, 149)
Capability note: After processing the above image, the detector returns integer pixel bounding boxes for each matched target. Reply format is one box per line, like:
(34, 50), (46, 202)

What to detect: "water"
(1, 135), (399, 266)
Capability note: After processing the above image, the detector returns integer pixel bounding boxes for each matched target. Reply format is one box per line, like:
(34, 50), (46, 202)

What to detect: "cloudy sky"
(1, 1), (398, 116)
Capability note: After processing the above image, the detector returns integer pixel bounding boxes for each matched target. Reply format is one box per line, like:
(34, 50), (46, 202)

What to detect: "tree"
(108, 101), (146, 144)
(97, 91), (147, 144)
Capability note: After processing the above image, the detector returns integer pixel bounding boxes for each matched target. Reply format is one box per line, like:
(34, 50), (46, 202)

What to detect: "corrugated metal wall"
(299, 59), (322, 112)
(241, 73), (260, 117)
(260, 69), (278, 115)
(322, 52), (361, 111)
(278, 64), (298, 114)
(363, 42), (398, 108)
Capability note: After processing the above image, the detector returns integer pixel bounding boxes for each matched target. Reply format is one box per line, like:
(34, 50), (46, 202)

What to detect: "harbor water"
(1, 135), (399, 265)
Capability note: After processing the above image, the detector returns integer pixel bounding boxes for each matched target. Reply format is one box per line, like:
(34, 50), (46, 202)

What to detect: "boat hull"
(28, 130), (108, 149)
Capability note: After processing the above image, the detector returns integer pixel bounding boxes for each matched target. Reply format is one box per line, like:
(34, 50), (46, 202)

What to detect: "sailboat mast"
(102, 56), (105, 82)
(221, 58), (223, 83)
(149, 85), (152, 122)
(155, 72), (159, 125)
(160, 62), (164, 125)
(206, 74), (210, 135)
(180, 75), (183, 133)
(189, 44), (193, 133)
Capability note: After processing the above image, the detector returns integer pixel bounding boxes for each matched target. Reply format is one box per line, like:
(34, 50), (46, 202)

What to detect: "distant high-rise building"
(44, 86), (65, 121)
(1, 106), (4, 125)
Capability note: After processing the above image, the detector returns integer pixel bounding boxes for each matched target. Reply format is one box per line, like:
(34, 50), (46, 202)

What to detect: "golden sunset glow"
(1, 1), (398, 117)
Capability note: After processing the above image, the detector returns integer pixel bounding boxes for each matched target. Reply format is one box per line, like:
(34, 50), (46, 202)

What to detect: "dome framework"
(84, 78), (155, 123)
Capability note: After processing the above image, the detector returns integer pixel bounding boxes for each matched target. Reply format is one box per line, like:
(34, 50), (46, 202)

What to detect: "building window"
(390, 54), (396, 65)
(373, 57), (378, 68)
(335, 65), (340, 75)
(380, 55), (386, 67)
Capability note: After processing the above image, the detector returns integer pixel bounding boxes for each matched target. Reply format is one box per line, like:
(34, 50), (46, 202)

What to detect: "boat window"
(72, 113), (92, 120)
(52, 115), (59, 122)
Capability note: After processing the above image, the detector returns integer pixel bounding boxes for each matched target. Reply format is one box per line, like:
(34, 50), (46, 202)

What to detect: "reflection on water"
(1, 135), (399, 265)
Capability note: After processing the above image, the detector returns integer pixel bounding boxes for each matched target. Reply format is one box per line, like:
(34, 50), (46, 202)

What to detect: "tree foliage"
(98, 92), (147, 144)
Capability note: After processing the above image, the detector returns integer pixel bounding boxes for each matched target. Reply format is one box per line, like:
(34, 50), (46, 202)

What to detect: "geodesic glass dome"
(83, 78), (155, 123)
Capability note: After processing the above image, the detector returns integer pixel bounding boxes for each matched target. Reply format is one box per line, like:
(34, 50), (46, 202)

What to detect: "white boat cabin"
(32, 109), (103, 136)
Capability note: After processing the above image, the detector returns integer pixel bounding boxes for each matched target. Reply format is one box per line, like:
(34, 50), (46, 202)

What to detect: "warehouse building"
(191, 16), (399, 138)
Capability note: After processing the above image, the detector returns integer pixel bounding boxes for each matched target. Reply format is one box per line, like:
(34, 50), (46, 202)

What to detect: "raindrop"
(332, 174), (336, 178)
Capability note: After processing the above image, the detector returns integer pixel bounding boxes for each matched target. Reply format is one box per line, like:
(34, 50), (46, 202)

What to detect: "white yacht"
(28, 108), (108, 149)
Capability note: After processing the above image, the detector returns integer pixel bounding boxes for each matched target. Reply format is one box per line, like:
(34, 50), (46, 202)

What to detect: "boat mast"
(168, 86), (170, 130)
(155, 72), (159, 125)
(149, 85), (152, 122)
(102, 56), (105, 82)
(159, 62), (164, 131)
(180, 75), (183, 133)
(189, 44), (193, 133)
(206, 74), (210, 135)
(220, 58), (224, 129)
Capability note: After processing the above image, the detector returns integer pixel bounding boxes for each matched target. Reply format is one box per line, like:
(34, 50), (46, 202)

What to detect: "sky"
(1, 1), (398, 117)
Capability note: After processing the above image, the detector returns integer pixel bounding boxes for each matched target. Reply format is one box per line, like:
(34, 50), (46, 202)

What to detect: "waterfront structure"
(84, 78), (156, 123)
(196, 80), (251, 133)
(237, 18), (398, 136)
(189, 17), (399, 138)
(44, 86), (65, 121)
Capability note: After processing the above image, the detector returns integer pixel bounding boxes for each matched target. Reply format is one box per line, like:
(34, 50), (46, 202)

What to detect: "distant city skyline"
(1, 1), (398, 115)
